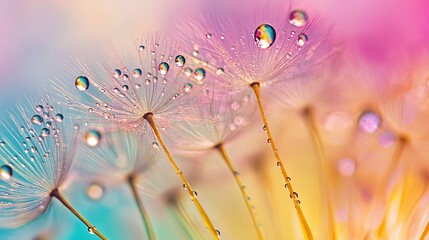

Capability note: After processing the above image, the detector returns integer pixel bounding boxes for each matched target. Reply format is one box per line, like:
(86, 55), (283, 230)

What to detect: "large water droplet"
(175, 55), (186, 67)
(254, 24), (276, 49)
(113, 69), (121, 78)
(41, 128), (50, 137)
(358, 111), (381, 133)
(158, 62), (169, 75)
(289, 10), (308, 27)
(31, 115), (43, 125)
(87, 182), (104, 200)
(0, 165), (12, 180)
(297, 33), (308, 47)
(85, 129), (101, 147)
(75, 76), (89, 91)
(193, 68), (206, 81)
(55, 114), (64, 122)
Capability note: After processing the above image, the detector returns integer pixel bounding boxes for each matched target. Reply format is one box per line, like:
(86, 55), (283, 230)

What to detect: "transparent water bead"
(297, 33), (308, 47)
(175, 55), (186, 67)
(289, 10), (308, 27)
(0, 165), (12, 180)
(193, 68), (206, 81)
(85, 129), (101, 147)
(133, 68), (142, 78)
(31, 115), (43, 125)
(254, 24), (276, 49)
(75, 76), (89, 91)
(158, 62), (170, 75)
(55, 113), (64, 122)
(358, 111), (381, 133)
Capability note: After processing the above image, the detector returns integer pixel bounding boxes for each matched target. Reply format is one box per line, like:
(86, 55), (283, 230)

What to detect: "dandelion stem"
(169, 198), (204, 240)
(127, 174), (156, 240)
(303, 106), (336, 240)
(251, 82), (313, 240)
(215, 143), (264, 240)
(144, 113), (219, 240)
(50, 189), (107, 240)
(420, 221), (429, 240)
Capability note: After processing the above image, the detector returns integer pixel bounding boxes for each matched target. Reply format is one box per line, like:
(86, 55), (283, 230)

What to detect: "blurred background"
(1, 0), (429, 239)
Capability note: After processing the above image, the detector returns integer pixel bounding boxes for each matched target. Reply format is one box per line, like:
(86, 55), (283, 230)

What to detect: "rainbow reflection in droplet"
(289, 10), (308, 27)
(175, 55), (186, 67)
(75, 76), (89, 91)
(85, 129), (102, 147)
(193, 68), (206, 81)
(0, 165), (12, 180)
(254, 24), (276, 49)
(158, 62), (170, 75)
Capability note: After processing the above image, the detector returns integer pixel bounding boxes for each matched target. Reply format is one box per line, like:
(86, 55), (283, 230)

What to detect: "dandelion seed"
(0, 95), (106, 239)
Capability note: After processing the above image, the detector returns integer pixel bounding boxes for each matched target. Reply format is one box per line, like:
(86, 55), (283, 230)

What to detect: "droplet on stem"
(254, 24), (276, 49)
(75, 76), (90, 91)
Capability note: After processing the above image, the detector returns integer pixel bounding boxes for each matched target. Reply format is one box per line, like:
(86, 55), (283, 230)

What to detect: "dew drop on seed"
(87, 182), (104, 200)
(158, 62), (169, 75)
(216, 230), (221, 237)
(122, 85), (129, 91)
(284, 183), (288, 188)
(263, 125), (267, 132)
(75, 76), (89, 91)
(139, 45), (145, 51)
(183, 184), (187, 190)
(175, 55), (186, 67)
(0, 165), (12, 180)
(337, 158), (356, 177)
(122, 74), (129, 81)
(216, 68), (224, 75)
(113, 69), (121, 78)
(55, 114), (64, 122)
(0, 141), (5, 147)
(133, 68), (142, 78)
(183, 67), (193, 77)
(183, 83), (193, 92)
(206, 33), (212, 39)
(31, 115), (43, 125)
(267, 138), (271, 143)
(36, 105), (43, 112)
(297, 33), (308, 47)
(41, 128), (50, 137)
(290, 192), (299, 198)
(289, 10), (308, 27)
(85, 129), (101, 147)
(358, 111), (381, 133)
(152, 142), (159, 149)
(254, 24), (276, 49)
(88, 227), (95, 234)
(287, 177), (291, 181)
(193, 68), (206, 81)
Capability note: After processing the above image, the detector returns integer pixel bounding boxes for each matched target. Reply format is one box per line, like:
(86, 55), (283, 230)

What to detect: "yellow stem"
(215, 143), (264, 240)
(144, 113), (219, 240)
(304, 107), (336, 240)
(50, 189), (107, 240)
(128, 174), (156, 240)
(420, 221), (429, 240)
(251, 82), (313, 240)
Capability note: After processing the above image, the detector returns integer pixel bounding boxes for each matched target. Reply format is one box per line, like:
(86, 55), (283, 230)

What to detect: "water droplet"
(31, 115), (43, 125)
(276, 161), (281, 167)
(183, 184), (187, 189)
(254, 24), (276, 49)
(290, 192), (299, 198)
(192, 50), (199, 57)
(183, 67), (193, 77)
(284, 183), (288, 188)
(289, 10), (308, 27)
(287, 177), (291, 181)
(263, 125), (267, 132)
(36, 105), (43, 112)
(297, 200), (301, 204)
(175, 55), (186, 67)
(133, 68), (142, 78)
(88, 227), (96, 234)
(139, 45), (145, 51)
(267, 138), (271, 143)
(75, 76), (89, 91)
(122, 85), (129, 91)
(0, 141), (5, 147)
(189, 191), (198, 197)
(297, 33), (308, 47)
(87, 182), (104, 200)
(41, 128), (50, 137)
(55, 114), (64, 122)
(85, 129), (101, 147)
(152, 142), (159, 149)
(193, 68), (206, 81)
(234, 171), (239, 176)
(158, 62), (169, 75)
(183, 83), (193, 92)
(113, 69), (121, 78)
(216, 230), (221, 237)
(206, 33), (213, 39)
(0, 165), (12, 180)
(358, 111), (381, 133)
(122, 74), (129, 81)
(216, 68), (224, 75)
(338, 158), (356, 177)
(379, 131), (395, 148)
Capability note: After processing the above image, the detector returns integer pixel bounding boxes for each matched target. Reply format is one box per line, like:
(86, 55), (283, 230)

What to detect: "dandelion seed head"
(0, 95), (75, 228)
(54, 34), (210, 132)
